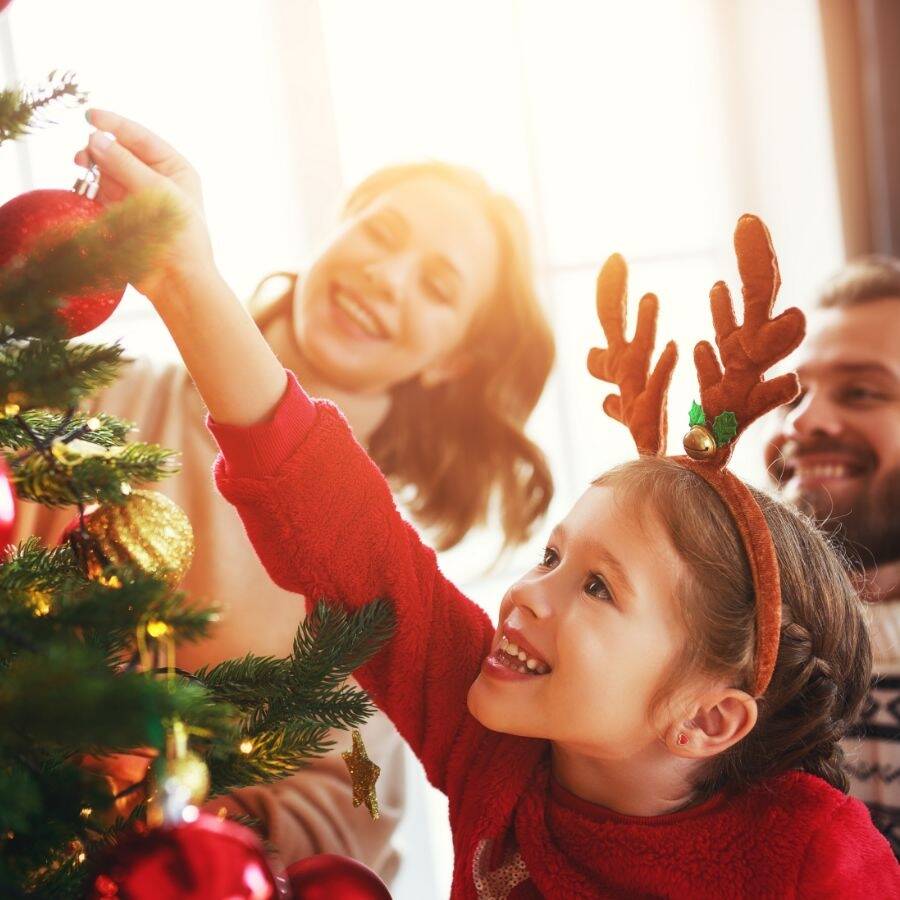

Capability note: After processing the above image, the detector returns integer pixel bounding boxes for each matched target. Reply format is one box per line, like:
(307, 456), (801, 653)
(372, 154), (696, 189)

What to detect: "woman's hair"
(595, 457), (872, 799)
(250, 161), (555, 551)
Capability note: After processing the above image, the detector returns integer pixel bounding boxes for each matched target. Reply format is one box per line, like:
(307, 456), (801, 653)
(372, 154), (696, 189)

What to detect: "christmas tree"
(0, 73), (393, 898)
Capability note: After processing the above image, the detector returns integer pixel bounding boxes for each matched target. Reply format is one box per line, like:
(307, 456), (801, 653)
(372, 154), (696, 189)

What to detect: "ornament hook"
(73, 164), (101, 199)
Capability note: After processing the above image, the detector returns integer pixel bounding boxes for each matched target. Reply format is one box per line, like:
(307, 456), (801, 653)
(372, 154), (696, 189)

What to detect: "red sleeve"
(798, 795), (900, 898)
(207, 372), (495, 794)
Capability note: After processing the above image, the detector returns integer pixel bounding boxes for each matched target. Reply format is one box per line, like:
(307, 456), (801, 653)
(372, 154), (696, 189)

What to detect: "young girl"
(82, 113), (898, 896)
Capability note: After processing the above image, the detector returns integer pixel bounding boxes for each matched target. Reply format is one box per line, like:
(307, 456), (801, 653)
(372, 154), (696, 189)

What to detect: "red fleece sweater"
(209, 374), (899, 899)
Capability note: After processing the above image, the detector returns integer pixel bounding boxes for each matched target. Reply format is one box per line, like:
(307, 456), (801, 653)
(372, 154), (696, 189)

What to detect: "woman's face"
(294, 175), (499, 394)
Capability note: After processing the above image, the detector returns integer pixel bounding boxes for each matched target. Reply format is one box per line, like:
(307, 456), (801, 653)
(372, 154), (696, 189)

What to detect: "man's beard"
(787, 465), (900, 570)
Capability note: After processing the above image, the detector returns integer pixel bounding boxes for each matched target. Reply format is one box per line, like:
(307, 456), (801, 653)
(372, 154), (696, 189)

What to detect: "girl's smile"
(482, 627), (552, 680)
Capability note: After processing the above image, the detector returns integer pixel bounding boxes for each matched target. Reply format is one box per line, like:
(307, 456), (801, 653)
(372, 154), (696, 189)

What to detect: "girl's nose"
(506, 576), (553, 620)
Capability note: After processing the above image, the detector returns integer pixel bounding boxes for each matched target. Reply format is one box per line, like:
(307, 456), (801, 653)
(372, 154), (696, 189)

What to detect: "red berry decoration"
(286, 854), (392, 900)
(0, 186), (126, 336)
(87, 813), (280, 900)
(0, 458), (15, 550)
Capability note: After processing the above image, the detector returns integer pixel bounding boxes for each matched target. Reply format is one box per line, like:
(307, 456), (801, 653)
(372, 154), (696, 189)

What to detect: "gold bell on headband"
(683, 424), (717, 459)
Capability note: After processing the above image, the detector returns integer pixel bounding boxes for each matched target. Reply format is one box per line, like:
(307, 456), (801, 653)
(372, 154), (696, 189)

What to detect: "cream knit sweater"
(12, 356), (405, 883)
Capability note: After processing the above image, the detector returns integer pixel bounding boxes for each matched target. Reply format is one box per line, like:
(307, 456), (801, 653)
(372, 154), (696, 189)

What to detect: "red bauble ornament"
(0, 458), (15, 549)
(0, 185), (126, 336)
(88, 813), (280, 900)
(286, 854), (392, 900)
(0, 2), (12, 13)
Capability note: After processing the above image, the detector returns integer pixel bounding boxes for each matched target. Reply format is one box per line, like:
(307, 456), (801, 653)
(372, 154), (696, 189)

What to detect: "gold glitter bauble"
(152, 752), (210, 807)
(82, 490), (194, 587)
(682, 424), (717, 460)
(341, 729), (380, 820)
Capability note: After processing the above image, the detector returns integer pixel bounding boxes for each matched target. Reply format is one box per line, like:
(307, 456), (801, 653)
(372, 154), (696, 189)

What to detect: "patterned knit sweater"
(209, 373), (899, 899)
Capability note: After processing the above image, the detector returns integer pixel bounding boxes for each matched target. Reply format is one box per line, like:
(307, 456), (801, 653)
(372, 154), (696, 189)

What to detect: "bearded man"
(766, 256), (900, 854)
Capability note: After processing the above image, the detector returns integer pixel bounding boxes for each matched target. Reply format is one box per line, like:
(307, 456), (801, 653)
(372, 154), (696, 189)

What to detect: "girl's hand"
(75, 109), (218, 308)
(77, 109), (287, 426)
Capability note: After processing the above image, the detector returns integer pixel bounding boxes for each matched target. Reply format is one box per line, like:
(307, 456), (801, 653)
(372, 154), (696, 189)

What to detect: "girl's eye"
(584, 575), (611, 602)
(540, 547), (558, 568)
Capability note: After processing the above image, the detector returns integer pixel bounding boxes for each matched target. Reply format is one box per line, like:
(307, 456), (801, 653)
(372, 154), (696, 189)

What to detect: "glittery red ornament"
(286, 854), (392, 900)
(0, 188), (126, 336)
(0, 458), (15, 549)
(87, 813), (280, 900)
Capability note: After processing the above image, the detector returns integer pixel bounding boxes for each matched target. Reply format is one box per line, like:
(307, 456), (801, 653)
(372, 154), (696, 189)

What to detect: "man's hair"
(818, 255), (900, 310)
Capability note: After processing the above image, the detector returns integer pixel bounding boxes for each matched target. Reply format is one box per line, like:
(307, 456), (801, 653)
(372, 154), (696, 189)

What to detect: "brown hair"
(595, 457), (872, 800)
(250, 161), (554, 551)
(818, 255), (900, 309)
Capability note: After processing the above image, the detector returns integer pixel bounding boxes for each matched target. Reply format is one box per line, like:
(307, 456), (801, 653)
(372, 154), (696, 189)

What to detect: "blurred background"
(2, 1), (896, 895)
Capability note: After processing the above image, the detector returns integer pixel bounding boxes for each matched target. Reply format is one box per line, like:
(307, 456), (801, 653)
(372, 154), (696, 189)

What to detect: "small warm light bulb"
(146, 620), (169, 638)
(86, 417), (102, 431)
(4, 403), (20, 417)
(80, 807), (92, 818)
(239, 739), (253, 755)
(120, 482), (133, 496)
(181, 804), (200, 823)
(77, 852), (86, 863)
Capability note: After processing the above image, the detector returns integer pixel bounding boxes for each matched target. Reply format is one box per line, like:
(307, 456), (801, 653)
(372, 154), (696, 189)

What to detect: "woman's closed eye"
(422, 275), (456, 306)
(363, 217), (400, 248)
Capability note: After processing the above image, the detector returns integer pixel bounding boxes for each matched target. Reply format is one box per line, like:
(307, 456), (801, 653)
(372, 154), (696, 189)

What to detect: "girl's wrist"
(151, 263), (231, 318)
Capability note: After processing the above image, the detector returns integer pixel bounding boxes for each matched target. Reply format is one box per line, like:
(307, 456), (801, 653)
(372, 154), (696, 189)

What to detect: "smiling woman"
(252, 160), (556, 551)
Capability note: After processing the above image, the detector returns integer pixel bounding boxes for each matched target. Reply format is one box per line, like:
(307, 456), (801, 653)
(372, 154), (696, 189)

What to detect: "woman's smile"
(328, 280), (391, 342)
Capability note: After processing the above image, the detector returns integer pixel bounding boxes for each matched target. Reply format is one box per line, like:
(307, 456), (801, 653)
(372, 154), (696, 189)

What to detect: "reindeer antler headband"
(588, 215), (805, 697)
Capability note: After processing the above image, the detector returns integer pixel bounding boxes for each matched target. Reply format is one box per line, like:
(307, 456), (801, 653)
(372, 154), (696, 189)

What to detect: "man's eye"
(540, 547), (558, 568)
(840, 386), (889, 406)
(784, 388), (806, 410)
(584, 575), (611, 601)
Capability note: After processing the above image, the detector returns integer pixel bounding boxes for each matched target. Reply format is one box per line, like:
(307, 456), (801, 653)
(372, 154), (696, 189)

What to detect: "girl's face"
(293, 176), (499, 394)
(468, 485), (689, 758)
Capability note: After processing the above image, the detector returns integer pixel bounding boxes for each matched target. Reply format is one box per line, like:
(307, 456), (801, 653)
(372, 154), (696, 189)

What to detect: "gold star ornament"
(341, 729), (380, 820)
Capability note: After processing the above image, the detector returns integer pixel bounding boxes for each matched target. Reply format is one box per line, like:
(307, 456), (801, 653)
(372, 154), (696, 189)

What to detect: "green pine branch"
(0, 340), (125, 411)
(9, 440), (179, 507)
(0, 409), (132, 453)
(0, 191), (182, 337)
(206, 720), (334, 795)
(0, 71), (86, 147)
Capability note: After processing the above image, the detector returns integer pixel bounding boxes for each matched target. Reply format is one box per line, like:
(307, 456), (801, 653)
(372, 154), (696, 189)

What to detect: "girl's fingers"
(87, 130), (162, 194)
(87, 108), (181, 169)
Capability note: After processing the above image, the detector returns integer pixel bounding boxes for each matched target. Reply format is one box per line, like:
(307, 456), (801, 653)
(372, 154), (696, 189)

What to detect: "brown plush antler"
(691, 215), (805, 466)
(587, 253), (677, 456)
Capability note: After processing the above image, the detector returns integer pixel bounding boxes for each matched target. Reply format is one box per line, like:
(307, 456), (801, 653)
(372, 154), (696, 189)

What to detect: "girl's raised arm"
(79, 110), (287, 427)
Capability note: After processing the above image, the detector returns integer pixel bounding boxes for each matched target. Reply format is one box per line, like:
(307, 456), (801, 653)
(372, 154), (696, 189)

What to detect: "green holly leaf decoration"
(688, 401), (706, 427)
(712, 411), (738, 446)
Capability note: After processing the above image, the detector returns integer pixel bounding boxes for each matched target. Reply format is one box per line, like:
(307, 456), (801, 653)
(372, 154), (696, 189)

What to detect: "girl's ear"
(419, 351), (474, 389)
(667, 689), (758, 759)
